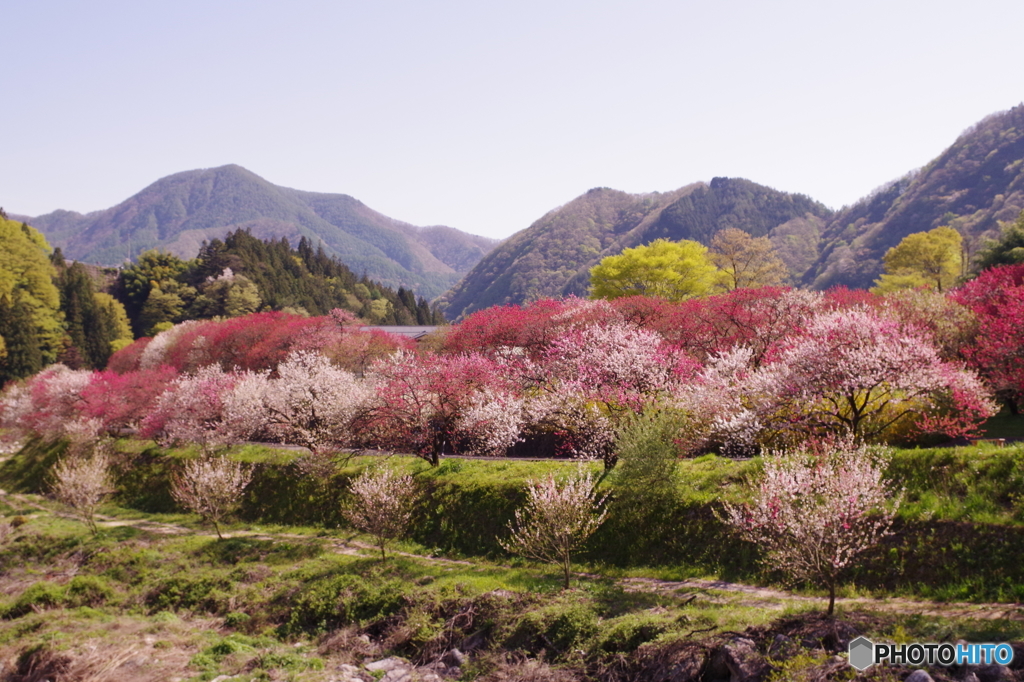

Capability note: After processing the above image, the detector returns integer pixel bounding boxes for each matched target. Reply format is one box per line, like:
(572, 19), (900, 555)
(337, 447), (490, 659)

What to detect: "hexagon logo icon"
(848, 636), (875, 671)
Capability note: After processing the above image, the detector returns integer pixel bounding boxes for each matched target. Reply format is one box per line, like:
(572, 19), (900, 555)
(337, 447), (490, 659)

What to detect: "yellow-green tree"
(709, 228), (789, 290)
(872, 226), (963, 293)
(589, 239), (723, 301)
(0, 219), (64, 381)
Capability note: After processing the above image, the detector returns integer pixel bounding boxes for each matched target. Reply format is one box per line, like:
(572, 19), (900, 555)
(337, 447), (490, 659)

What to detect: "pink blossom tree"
(758, 308), (996, 442)
(0, 364), (93, 441)
(361, 351), (521, 465)
(256, 350), (374, 455)
(724, 441), (902, 615)
(139, 365), (249, 451)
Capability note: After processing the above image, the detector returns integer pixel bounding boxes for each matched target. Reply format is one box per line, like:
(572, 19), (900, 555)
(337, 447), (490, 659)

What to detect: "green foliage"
(507, 596), (600, 657)
(146, 575), (231, 613)
(65, 575), (115, 607)
(595, 611), (672, 653)
(283, 574), (409, 635)
(590, 238), (723, 301)
(54, 261), (133, 369)
(5, 582), (66, 619)
(976, 208), (1024, 270)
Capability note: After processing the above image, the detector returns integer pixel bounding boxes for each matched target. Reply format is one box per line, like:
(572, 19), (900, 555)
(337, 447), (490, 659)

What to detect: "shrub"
(5, 581), (65, 618)
(66, 575), (115, 608)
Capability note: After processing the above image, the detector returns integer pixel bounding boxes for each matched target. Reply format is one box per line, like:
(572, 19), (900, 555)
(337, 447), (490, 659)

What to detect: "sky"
(3, 0), (1023, 241)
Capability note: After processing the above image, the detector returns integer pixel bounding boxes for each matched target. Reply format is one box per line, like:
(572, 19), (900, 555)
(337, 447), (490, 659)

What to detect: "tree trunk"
(827, 581), (836, 616)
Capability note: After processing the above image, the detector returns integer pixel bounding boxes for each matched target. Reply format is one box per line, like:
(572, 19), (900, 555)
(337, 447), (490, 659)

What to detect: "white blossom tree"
(259, 350), (373, 455)
(724, 441), (902, 615)
(502, 468), (609, 589)
(51, 450), (114, 535)
(171, 456), (253, 539)
(343, 466), (419, 560)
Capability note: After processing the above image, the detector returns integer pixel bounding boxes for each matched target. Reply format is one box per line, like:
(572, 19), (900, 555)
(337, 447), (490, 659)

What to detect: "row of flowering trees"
(4, 266), (1022, 463)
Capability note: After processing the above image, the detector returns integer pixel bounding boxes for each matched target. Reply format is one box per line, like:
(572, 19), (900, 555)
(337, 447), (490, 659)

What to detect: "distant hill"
(17, 165), (497, 300)
(804, 104), (1024, 289)
(439, 178), (832, 319)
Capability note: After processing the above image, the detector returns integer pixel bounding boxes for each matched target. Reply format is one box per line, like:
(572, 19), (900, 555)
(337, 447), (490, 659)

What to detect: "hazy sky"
(3, 0), (1023, 240)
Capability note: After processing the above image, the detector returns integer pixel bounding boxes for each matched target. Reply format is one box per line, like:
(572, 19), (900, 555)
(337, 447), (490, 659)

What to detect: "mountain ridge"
(18, 165), (498, 300)
(438, 178), (832, 319)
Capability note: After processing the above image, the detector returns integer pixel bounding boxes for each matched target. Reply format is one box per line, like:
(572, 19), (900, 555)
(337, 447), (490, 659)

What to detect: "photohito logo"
(847, 636), (1014, 671)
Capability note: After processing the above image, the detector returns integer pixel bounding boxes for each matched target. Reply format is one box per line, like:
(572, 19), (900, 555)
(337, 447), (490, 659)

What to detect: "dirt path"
(6, 489), (1023, 622)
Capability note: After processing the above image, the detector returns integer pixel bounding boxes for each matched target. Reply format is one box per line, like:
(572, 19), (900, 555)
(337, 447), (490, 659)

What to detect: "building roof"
(360, 326), (439, 341)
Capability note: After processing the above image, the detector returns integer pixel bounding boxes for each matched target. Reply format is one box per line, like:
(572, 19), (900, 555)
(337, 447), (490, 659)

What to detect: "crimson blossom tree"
(951, 264), (1024, 413)
(724, 441), (902, 615)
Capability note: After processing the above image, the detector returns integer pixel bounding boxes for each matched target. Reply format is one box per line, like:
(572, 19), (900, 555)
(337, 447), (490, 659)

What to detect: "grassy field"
(1, 488), (1023, 681)
(3, 437), (1024, 679)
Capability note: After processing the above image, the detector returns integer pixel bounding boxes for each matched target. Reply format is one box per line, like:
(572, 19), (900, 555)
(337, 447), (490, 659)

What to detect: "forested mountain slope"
(19, 165), (497, 300)
(440, 178), (831, 319)
(804, 104), (1024, 289)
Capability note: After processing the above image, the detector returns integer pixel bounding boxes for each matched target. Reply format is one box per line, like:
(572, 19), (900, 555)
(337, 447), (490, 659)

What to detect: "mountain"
(803, 104), (1024, 289)
(439, 178), (832, 319)
(17, 165), (498, 300)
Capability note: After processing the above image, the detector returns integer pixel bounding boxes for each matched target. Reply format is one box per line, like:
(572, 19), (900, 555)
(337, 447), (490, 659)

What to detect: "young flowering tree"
(343, 466), (419, 561)
(501, 468), (609, 589)
(171, 456), (253, 539)
(51, 450), (114, 535)
(724, 441), (902, 615)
